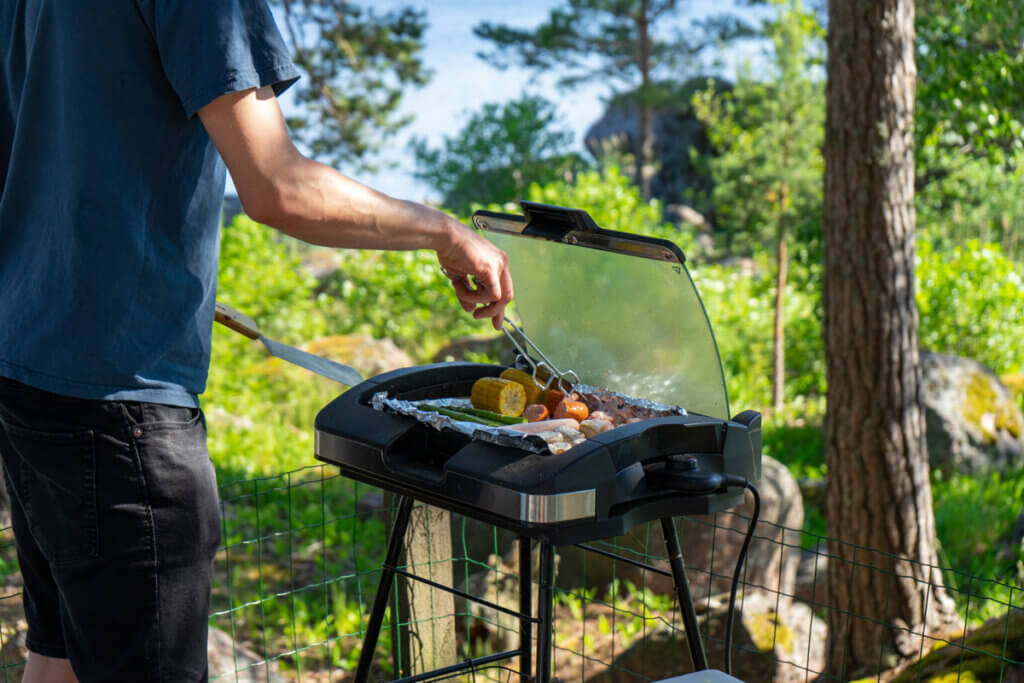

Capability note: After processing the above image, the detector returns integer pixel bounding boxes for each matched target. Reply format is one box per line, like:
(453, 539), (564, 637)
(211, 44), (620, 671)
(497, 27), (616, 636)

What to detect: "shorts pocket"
(2, 422), (98, 566)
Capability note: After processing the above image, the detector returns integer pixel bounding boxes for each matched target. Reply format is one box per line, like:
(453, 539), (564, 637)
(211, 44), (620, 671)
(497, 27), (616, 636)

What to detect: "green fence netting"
(0, 464), (1020, 682)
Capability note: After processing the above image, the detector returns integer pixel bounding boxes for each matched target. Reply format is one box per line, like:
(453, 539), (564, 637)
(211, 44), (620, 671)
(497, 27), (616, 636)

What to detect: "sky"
(238, 0), (764, 203)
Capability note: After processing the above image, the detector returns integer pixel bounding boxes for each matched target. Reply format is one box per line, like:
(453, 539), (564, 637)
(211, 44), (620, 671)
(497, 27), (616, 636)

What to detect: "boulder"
(575, 589), (826, 682)
(921, 352), (1024, 473)
(891, 609), (1024, 682)
(583, 78), (728, 215)
(208, 626), (285, 682)
(553, 456), (804, 614)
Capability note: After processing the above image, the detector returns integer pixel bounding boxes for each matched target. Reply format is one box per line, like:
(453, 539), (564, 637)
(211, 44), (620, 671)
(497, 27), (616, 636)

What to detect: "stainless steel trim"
(315, 429), (597, 524)
(519, 489), (596, 524)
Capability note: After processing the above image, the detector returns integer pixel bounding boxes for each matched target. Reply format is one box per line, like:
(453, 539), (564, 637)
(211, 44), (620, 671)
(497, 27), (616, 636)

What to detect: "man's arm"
(198, 86), (512, 329)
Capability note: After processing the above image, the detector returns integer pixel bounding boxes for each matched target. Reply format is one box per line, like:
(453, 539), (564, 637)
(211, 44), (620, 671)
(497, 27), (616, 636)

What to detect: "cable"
(721, 477), (761, 677)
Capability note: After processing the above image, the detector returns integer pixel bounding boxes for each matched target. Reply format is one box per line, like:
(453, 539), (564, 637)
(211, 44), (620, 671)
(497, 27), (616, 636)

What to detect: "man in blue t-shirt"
(0, 1), (513, 681)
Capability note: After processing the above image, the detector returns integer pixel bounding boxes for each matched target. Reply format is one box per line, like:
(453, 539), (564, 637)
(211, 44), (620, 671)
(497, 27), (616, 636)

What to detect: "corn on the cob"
(499, 368), (545, 404)
(470, 377), (526, 417)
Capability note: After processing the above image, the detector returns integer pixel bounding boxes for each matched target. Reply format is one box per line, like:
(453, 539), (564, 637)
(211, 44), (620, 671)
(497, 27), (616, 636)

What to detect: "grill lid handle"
(520, 201), (599, 240)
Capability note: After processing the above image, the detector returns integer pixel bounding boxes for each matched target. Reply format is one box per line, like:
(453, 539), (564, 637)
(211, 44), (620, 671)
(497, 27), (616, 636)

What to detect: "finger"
(449, 278), (476, 312)
(452, 275), (498, 305)
(472, 299), (507, 326)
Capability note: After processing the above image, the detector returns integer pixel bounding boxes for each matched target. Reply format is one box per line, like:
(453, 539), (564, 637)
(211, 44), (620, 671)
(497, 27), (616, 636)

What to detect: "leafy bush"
(317, 248), (492, 361)
(695, 255), (825, 415)
(917, 239), (1024, 375)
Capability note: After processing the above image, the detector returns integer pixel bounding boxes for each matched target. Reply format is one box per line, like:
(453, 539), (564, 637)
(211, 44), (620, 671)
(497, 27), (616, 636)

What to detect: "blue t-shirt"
(0, 0), (299, 407)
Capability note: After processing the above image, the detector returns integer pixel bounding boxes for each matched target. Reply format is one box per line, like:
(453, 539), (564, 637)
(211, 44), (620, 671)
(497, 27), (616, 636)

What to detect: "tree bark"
(772, 220), (788, 415)
(823, 0), (959, 677)
(636, 0), (653, 201)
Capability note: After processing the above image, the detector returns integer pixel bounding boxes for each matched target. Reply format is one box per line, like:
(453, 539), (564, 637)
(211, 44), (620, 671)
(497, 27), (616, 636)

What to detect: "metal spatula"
(214, 302), (363, 386)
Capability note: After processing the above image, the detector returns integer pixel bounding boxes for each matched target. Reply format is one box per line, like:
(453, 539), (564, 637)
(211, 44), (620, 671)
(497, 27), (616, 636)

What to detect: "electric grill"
(314, 202), (762, 682)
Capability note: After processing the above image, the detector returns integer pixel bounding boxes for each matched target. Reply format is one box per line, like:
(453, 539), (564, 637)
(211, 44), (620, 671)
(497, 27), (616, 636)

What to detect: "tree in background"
(914, 0), (1024, 258)
(410, 94), (578, 213)
(692, 0), (824, 415)
(823, 0), (959, 676)
(273, 0), (431, 170)
(474, 0), (747, 200)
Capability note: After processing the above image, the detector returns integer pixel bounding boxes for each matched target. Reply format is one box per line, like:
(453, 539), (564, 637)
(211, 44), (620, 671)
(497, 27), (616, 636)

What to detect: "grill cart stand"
(351, 496), (711, 682)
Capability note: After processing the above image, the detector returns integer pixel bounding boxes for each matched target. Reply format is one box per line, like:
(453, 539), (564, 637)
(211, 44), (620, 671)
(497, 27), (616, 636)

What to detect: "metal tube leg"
(535, 542), (556, 683)
(660, 517), (708, 672)
(518, 536), (532, 682)
(356, 496), (415, 682)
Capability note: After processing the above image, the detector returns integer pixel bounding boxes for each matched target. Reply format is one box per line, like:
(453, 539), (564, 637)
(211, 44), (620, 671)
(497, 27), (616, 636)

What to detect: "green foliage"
(474, 1), (699, 88)
(917, 147), (1024, 262)
(916, 0), (1024, 165)
(691, 0), (824, 261)
(207, 217), (336, 478)
(931, 466), (1024, 624)
(273, 1), (430, 170)
(411, 94), (579, 213)
(696, 257), (825, 413)
(316, 248), (492, 360)
(915, 0), (1024, 260)
(917, 239), (1024, 375)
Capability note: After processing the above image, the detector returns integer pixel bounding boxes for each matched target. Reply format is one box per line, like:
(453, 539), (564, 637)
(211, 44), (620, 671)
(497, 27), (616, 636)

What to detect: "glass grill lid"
(473, 201), (730, 421)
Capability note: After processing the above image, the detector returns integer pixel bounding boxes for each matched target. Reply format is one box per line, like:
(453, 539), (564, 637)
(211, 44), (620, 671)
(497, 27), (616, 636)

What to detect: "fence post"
(392, 501), (456, 677)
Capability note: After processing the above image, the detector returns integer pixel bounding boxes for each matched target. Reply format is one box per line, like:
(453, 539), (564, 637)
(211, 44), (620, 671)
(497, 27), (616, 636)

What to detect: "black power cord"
(648, 460), (762, 676)
(721, 476), (761, 677)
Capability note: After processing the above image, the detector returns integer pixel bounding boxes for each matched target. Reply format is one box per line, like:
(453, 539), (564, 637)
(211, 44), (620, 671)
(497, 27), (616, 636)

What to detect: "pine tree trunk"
(772, 226), (788, 415)
(823, 0), (959, 677)
(636, 0), (652, 201)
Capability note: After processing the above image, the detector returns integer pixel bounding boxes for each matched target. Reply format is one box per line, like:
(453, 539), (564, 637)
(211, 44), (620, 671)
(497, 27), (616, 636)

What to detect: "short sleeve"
(137, 0), (300, 118)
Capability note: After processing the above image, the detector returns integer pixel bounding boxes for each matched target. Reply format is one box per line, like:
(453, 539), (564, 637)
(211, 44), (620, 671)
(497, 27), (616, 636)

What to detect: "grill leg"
(660, 517), (708, 672)
(518, 536), (532, 682)
(535, 542), (555, 683)
(356, 495), (415, 682)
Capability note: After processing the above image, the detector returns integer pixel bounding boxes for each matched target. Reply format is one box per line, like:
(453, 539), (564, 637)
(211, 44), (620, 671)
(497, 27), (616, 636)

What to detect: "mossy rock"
(922, 352), (1024, 473)
(892, 609), (1024, 682)
(964, 371), (1022, 440)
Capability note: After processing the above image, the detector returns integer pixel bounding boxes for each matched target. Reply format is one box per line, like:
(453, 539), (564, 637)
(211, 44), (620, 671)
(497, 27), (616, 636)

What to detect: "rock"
(997, 509), (1024, 566)
(554, 456), (804, 613)
(356, 490), (386, 515)
(300, 248), (343, 282)
(921, 352), (1024, 473)
(892, 609), (1024, 682)
(793, 542), (830, 611)
(579, 589), (826, 682)
(583, 78), (729, 215)
(208, 626), (285, 682)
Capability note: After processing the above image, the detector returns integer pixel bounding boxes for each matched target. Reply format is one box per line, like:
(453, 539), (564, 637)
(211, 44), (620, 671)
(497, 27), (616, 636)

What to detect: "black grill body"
(315, 362), (761, 546)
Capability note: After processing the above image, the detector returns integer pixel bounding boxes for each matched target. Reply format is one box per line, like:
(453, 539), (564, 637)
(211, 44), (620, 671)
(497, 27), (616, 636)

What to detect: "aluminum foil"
(370, 393), (550, 453)
(371, 383), (687, 455)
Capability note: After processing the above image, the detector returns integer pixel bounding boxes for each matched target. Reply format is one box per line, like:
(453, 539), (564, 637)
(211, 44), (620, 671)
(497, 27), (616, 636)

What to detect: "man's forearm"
(250, 155), (452, 252)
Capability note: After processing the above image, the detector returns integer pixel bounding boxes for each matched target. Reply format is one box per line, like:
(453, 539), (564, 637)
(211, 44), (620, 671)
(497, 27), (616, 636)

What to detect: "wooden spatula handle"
(214, 301), (261, 340)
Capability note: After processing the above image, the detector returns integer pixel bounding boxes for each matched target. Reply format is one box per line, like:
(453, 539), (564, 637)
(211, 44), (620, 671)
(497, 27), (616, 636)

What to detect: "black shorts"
(0, 377), (222, 682)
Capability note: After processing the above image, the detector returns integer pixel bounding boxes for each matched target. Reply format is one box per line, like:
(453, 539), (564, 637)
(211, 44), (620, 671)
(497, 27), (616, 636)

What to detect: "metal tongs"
(502, 317), (579, 393)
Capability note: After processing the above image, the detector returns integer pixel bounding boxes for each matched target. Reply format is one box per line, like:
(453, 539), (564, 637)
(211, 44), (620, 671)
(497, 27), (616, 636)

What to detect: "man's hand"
(197, 86), (514, 330)
(435, 218), (513, 331)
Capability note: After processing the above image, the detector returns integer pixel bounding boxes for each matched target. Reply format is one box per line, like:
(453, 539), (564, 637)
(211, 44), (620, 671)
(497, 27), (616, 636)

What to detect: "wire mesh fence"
(0, 464), (1020, 682)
